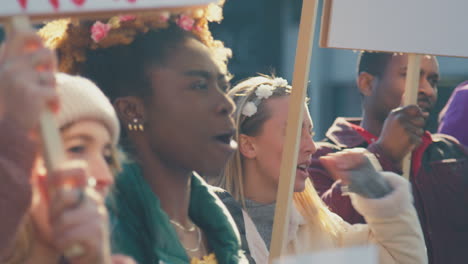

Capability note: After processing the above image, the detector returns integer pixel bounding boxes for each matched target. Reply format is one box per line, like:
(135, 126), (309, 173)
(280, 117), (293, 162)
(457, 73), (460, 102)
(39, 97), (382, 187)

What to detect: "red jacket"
(309, 117), (468, 264)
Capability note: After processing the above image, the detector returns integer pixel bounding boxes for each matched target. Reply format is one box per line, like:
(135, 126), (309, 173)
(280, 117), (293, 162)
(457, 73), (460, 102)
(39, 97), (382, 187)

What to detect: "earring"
(128, 118), (144, 132)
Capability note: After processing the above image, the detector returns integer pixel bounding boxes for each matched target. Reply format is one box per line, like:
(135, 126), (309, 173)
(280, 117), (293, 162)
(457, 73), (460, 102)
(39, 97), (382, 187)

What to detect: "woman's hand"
(320, 148), (393, 199)
(0, 27), (58, 131)
(47, 163), (112, 264)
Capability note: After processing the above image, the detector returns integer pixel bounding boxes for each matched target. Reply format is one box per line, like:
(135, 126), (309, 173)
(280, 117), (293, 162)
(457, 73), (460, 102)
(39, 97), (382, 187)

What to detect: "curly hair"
(38, 3), (231, 102)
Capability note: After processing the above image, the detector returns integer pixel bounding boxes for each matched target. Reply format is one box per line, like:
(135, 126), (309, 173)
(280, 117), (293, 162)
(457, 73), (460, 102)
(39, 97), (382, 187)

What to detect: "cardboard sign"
(274, 245), (378, 264)
(1, 0), (216, 21)
(320, 0), (468, 58)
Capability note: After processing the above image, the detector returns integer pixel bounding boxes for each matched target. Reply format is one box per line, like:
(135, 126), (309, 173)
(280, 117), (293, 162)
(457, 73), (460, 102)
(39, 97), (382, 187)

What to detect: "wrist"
(345, 157), (394, 199)
(374, 140), (405, 164)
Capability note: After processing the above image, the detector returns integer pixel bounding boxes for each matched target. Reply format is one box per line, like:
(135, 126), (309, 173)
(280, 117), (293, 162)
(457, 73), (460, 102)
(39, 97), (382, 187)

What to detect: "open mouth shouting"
(296, 160), (311, 180)
(213, 130), (237, 152)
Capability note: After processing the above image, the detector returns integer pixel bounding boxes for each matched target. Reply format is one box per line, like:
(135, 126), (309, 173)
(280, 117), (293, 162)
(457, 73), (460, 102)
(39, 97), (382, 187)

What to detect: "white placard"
(274, 245), (378, 264)
(1, 0), (215, 20)
(320, 0), (468, 58)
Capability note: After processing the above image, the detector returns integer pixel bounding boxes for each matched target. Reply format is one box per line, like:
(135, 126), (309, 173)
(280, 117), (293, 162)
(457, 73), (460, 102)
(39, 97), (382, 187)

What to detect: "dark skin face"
(364, 55), (439, 124)
(357, 55), (439, 162)
(113, 36), (234, 259)
(142, 37), (235, 177)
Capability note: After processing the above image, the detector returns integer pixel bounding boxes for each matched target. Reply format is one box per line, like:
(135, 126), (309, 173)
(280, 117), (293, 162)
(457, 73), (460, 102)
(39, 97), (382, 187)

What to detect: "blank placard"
(320, 0), (468, 58)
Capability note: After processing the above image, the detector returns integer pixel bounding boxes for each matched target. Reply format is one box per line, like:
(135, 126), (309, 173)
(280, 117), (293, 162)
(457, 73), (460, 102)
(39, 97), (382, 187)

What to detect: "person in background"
(217, 75), (427, 264)
(438, 80), (468, 146)
(309, 51), (468, 264)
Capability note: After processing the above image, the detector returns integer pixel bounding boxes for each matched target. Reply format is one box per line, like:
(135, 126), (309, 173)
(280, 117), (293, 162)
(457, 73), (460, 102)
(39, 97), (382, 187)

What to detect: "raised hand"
(47, 162), (112, 264)
(376, 105), (428, 164)
(0, 27), (58, 132)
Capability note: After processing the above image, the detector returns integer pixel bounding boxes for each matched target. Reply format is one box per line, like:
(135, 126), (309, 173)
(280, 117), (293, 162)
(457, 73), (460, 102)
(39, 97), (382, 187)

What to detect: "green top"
(107, 162), (247, 264)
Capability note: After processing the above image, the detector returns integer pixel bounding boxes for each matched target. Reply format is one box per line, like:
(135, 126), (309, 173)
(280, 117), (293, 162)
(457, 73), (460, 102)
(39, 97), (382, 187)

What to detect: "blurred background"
(211, 0), (468, 139)
(1, 0), (467, 139)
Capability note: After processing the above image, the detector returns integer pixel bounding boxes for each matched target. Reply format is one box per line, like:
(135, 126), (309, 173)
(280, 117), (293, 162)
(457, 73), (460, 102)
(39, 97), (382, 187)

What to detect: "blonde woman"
(217, 75), (427, 263)
(0, 29), (134, 264)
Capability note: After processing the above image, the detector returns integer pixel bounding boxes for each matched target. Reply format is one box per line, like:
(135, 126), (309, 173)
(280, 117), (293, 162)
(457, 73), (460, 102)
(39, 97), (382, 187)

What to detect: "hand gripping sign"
(320, 0), (468, 178)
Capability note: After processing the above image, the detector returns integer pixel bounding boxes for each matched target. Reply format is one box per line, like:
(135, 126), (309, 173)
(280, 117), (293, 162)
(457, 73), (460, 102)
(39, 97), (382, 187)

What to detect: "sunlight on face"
(145, 38), (235, 177)
(61, 119), (115, 197)
(31, 119), (115, 247)
(372, 55), (439, 119)
(251, 97), (316, 193)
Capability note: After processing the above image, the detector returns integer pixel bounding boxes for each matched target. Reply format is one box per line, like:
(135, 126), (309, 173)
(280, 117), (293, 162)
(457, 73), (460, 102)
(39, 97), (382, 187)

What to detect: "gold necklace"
(170, 219), (202, 252)
(170, 219), (196, 232)
(179, 226), (202, 252)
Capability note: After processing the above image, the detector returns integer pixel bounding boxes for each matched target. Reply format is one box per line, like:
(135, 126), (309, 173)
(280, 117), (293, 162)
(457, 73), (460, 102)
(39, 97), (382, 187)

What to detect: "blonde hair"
(3, 216), (36, 264)
(219, 75), (340, 239)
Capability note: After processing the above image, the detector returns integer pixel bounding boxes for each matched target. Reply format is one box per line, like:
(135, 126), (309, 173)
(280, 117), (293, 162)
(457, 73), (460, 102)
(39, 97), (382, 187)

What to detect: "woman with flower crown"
(39, 3), (248, 264)
(216, 75), (428, 264)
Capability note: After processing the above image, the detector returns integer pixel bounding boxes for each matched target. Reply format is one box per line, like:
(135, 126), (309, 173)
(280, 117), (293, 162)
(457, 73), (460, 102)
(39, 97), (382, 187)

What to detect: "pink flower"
(91, 21), (111, 43)
(176, 15), (195, 31)
(119, 15), (136, 22)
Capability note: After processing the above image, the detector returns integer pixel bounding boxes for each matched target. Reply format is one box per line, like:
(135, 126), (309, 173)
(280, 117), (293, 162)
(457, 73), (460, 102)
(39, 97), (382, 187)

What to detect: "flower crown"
(241, 78), (289, 117)
(90, 5), (222, 44)
(38, 2), (227, 75)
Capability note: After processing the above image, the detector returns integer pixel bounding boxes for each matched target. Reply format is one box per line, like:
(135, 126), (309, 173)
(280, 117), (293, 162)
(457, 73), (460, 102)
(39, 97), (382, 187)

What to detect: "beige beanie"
(55, 73), (120, 145)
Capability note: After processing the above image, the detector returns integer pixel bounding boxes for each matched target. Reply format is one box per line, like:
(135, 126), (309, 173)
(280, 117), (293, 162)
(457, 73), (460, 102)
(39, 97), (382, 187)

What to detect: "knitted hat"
(55, 73), (120, 145)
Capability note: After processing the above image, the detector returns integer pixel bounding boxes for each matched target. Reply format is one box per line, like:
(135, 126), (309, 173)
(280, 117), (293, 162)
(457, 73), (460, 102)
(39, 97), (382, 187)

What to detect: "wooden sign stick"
(269, 0), (319, 262)
(6, 16), (65, 172)
(401, 53), (421, 179)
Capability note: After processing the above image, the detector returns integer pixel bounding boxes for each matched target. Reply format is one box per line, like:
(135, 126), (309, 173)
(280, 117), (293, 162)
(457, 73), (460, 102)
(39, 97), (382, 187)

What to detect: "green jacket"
(107, 162), (247, 264)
